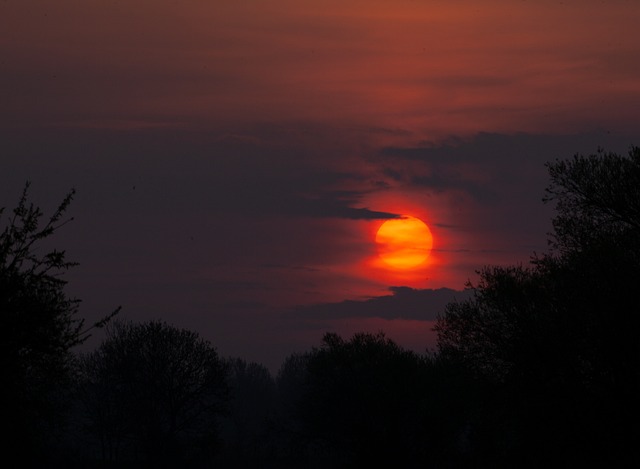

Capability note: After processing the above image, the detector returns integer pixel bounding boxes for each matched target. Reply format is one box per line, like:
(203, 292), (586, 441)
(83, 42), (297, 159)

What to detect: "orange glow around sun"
(375, 216), (433, 269)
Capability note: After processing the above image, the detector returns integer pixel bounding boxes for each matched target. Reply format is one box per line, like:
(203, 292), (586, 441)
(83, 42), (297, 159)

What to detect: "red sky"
(2, 0), (640, 371)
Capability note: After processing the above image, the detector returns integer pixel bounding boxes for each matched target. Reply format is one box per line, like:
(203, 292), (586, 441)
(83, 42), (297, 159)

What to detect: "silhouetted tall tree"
(435, 147), (640, 466)
(0, 183), (114, 461)
(542, 145), (640, 462)
(545, 145), (640, 252)
(77, 320), (229, 467)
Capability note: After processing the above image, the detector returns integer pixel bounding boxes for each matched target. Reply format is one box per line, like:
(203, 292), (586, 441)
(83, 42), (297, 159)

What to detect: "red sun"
(375, 216), (433, 269)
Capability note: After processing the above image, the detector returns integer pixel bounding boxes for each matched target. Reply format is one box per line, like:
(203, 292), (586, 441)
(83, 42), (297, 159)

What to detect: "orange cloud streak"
(3, 1), (639, 135)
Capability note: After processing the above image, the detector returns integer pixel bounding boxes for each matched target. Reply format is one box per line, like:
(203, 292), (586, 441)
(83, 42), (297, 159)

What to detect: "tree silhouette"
(273, 351), (312, 465)
(279, 332), (443, 468)
(435, 147), (640, 466)
(545, 145), (640, 252)
(0, 183), (115, 461)
(77, 320), (229, 467)
(543, 146), (640, 463)
(218, 358), (278, 466)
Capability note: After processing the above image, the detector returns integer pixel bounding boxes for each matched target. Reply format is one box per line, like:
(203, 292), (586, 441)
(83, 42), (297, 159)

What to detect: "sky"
(2, 0), (640, 373)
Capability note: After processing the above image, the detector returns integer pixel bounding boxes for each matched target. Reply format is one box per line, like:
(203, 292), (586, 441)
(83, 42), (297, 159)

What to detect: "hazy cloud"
(286, 287), (472, 321)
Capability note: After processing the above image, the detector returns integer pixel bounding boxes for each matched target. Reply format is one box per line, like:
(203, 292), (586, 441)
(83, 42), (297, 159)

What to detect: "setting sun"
(375, 216), (433, 269)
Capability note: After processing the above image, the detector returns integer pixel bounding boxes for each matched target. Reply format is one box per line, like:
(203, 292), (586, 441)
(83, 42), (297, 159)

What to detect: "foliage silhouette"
(435, 146), (640, 466)
(275, 332), (470, 468)
(545, 145), (640, 252)
(77, 320), (229, 467)
(216, 358), (279, 466)
(0, 182), (117, 461)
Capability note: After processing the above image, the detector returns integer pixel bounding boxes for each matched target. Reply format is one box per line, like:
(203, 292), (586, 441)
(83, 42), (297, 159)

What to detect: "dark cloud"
(0, 126), (399, 222)
(293, 194), (399, 220)
(380, 132), (629, 166)
(286, 287), (472, 321)
(411, 173), (494, 201)
(374, 131), (636, 244)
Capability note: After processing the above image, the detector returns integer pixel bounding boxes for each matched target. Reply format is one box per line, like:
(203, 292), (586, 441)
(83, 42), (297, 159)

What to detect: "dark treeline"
(3, 147), (640, 467)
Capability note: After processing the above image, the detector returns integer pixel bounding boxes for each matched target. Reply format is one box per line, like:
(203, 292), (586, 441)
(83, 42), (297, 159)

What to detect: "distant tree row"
(2, 146), (639, 467)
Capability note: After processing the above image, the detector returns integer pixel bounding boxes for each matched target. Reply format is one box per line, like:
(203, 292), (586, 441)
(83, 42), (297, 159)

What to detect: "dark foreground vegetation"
(2, 147), (640, 467)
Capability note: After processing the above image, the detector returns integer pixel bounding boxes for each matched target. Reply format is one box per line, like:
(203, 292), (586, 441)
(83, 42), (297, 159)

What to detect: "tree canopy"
(77, 320), (229, 466)
(1, 183), (86, 457)
(435, 147), (640, 465)
(545, 145), (640, 251)
(277, 332), (462, 468)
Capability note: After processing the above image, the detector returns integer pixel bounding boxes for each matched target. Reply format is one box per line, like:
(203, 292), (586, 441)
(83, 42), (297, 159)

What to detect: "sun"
(375, 216), (433, 269)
